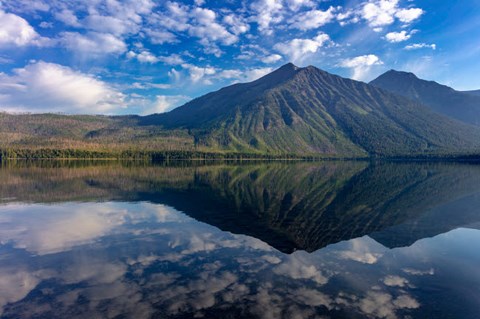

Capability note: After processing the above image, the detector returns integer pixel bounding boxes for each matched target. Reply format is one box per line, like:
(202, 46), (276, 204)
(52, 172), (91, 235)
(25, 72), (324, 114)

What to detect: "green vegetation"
(370, 69), (480, 126)
(2, 64), (480, 159)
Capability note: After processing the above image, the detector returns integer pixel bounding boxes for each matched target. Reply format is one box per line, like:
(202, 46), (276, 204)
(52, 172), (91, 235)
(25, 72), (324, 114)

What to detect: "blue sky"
(0, 0), (479, 115)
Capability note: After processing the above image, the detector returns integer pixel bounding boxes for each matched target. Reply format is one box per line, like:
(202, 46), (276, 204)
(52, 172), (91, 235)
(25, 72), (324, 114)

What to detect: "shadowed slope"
(371, 70), (480, 126)
(144, 64), (480, 156)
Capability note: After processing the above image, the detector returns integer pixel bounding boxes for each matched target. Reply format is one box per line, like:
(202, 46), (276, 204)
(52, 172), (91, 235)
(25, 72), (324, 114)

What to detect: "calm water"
(0, 161), (480, 319)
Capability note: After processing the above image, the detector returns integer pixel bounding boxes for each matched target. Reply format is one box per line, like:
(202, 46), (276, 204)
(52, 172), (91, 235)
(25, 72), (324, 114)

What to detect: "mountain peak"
(382, 69), (419, 81)
(251, 62), (302, 86)
(370, 69), (480, 126)
(279, 62), (299, 70)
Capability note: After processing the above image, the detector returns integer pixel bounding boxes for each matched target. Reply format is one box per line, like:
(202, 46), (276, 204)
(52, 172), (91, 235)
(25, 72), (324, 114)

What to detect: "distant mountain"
(462, 89), (480, 97)
(370, 70), (480, 126)
(143, 63), (480, 156)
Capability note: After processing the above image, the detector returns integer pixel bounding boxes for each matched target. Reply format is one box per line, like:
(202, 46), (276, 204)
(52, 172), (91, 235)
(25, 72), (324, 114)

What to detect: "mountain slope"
(463, 89), (480, 97)
(370, 70), (480, 126)
(143, 63), (480, 156)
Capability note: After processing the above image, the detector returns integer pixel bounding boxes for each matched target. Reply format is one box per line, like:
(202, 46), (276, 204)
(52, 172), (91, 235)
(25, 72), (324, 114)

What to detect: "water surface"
(0, 161), (479, 318)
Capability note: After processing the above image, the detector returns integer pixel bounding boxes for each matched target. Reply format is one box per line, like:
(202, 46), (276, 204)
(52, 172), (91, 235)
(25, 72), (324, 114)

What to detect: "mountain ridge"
(2, 63), (480, 158)
(142, 63), (480, 156)
(370, 69), (480, 126)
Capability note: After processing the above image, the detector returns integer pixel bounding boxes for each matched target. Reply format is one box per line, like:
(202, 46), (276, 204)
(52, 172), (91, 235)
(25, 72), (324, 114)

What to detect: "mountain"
(143, 63), (480, 156)
(2, 64), (480, 158)
(370, 70), (480, 126)
(463, 89), (480, 97)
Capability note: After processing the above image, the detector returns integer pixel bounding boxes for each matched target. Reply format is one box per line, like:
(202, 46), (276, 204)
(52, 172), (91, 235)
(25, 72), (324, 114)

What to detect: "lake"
(0, 160), (479, 318)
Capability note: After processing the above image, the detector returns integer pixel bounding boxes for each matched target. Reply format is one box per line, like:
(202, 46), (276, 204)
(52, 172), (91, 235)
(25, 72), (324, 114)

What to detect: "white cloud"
(130, 82), (171, 90)
(128, 50), (161, 64)
(362, 0), (398, 28)
(250, 0), (284, 35)
(339, 54), (383, 80)
(54, 9), (81, 27)
(158, 54), (185, 65)
(395, 7), (424, 23)
(357, 291), (420, 319)
(0, 203), (125, 254)
(274, 33), (331, 63)
(382, 275), (409, 287)
(58, 32), (127, 56)
(274, 253), (329, 285)
(84, 14), (138, 36)
(336, 237), (385, 264)
(182, 63), (216, 83)
(361, 0), (423, 31)
(153, 2), (190, 32)
(385, 30), (411, 43)
(189, 8), (238, 46)
(0, 61), (125, 113)
(402, 268), (435, 275)
(404, 43), (436, 50)
(223, 14), (250, 35)
(39, 21), (53, 28)
(0, 268), (46, 316)
(144, 29), (178, 44)
(261, 54), (282, 64)
(286, 0), (314, 11)
(147, 95), (190, 114)
(289, 7), (336, 30)
(0, 9), (48, 47)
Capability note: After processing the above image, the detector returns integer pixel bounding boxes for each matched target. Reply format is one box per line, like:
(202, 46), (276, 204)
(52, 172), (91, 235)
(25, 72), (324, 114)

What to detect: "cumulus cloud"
(189, 7), (238, 46)
(223, 14), (250, 35)
(84, 14), (139, 36)
(286, 0), (314, 11)
(404, 43), (436, 50)
(395, 7), (424, 23)
(147, 95), (190, 114)
(274, 253), (329, 285)
(250, 0), (284, 35)
(361, 0), (423, 31)
(339, 54), (383, 80)
(127, 50), (159, 63)
(0, 203), (124, 254)
(58, 32), (127, 56)
(0, 9), (49, 47)
(274, 32), (331, 63)
(382, 275), (410, 287)
(0, 61), (126, 113)
(158, 54), (185, 65)
(385, 30), (411, 43)
(357, 291), (420, 318)
(144, 29), (178, 44)
(261, 54), (282, 64)
(181, 63), (216, 83)
(289, 7), (337, 30)
(54, 9), (81, 27)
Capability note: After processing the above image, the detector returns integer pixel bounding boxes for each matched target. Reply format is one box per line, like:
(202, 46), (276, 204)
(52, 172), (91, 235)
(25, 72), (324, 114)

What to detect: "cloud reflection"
(0, 202), (478, 318)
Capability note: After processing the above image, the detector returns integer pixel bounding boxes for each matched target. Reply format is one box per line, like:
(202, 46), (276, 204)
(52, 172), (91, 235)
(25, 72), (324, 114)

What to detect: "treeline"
(2, 148), (479, 162)
(0, 148), (335, 161)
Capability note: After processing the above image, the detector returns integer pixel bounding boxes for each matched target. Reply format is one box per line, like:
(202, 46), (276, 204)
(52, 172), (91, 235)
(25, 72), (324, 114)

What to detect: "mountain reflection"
(1, 161), (480, 252)
(1, 161), (480, 318)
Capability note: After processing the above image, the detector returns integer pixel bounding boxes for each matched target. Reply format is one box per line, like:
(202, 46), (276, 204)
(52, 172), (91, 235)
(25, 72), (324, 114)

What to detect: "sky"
(0, 0), (479, 115)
